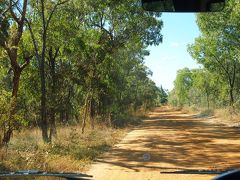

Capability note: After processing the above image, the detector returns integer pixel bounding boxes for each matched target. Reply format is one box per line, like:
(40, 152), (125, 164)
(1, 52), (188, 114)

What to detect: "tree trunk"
(81, 106), (87, 134)
(82, 95), (89, 134)
(2, 128), (13, 146)
(108, 112), (112, 127)
(228, 62), (236, 109)
(206, 93), (210, 110)
(26, 0), (64, 143)
(1, 55), (30, 145)
(12, 68), (21, 98)
(2, 98), (16, 145)
(2, 68), (21, 145)
(65, 111), (69, 122)
(228, 73), (235, 108)
(90, 98), (95, 130)
(60, 110), (64, 123)
(40, 47), (49, 142)
(1, 0), (30, 146)
(229, 87), (234, 108)
(49, 111), (56, 142)
(39, 0), (50, 143)
(40, 75), (49, 142)
(48, 47), (59, 141)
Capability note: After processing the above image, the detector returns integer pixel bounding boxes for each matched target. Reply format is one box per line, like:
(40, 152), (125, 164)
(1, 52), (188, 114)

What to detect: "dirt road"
(87, 107), (240, 179)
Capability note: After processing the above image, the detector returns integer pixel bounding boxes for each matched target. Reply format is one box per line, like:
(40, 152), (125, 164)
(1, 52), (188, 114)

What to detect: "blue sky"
(145, 13), (201, 91)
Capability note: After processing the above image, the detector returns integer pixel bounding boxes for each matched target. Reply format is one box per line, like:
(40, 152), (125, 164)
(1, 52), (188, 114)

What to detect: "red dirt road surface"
(87, 107), (240, 180)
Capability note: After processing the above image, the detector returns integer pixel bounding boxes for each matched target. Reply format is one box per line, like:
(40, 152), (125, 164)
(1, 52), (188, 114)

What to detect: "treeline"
(169, 0), (240, 111)
(0, 0), (165, 145)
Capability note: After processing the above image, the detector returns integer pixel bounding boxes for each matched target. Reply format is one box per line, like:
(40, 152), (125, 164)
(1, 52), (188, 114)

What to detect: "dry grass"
(181, 106), (202, 114)
(213, 108), (240, 127)
(0, 124), (128, 173)
(180, 106), (240, 127)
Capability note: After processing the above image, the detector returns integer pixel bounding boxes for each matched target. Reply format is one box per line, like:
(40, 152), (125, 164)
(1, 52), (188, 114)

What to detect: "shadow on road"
(91, 107), (240, 173)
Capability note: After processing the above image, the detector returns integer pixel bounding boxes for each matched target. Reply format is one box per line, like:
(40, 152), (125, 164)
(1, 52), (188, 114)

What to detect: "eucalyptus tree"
(188, 0), (240, 108)
(173, 68), (193, 107)
(158, 86), (168, 105)
(191, 69), (223, 109)
(26, 0), (69, 142)
(0, 0), (32, 145)
(0, 0), (164, 143)
(68, 0), (163, 131)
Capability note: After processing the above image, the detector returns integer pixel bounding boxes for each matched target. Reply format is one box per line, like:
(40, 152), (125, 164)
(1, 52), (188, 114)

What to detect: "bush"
(199, 109), (214, 118)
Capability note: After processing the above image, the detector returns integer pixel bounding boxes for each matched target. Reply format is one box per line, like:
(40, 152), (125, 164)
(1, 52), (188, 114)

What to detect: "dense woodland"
(169, 0), (240, 112)
(0, 0), (168, 146)
(2, 0), (239, 149)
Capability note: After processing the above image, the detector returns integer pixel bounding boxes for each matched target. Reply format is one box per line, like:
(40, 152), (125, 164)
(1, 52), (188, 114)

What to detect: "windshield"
(0, 0), (240, 179)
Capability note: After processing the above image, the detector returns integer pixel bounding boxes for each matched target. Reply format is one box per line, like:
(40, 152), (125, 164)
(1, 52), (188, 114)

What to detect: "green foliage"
(171, 0), (240, 111)
(0, 0), (163, 143)
(173, 68), (193, 107)
(0, 91), (28, 135)
(188, 0), (240, 107)
(156, 86), (168, 105)
(0, 90), (11, 127)
(169, 68), (229, 109)
(0, 1), (9, 46)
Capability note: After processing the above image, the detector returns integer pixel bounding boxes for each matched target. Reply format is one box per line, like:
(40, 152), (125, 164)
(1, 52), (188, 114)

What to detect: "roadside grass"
(0, 124), (129, 172)
(180, 106), (214, 117)
(214, 108), (240, 127)
(198, 109), (215, 118)
(180, 105), (240, 127)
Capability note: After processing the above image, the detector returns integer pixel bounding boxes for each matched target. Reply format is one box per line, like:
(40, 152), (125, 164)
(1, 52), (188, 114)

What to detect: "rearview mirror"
(142, 0), (226, 12)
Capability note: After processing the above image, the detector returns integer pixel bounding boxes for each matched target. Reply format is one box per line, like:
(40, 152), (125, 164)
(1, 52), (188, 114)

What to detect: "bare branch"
(1, 0), (19, 17)
(20, 0), (28, 23)
(9, 0), (20, 24)
(92, 22), (114, 40)
(24, 18), (40, 64)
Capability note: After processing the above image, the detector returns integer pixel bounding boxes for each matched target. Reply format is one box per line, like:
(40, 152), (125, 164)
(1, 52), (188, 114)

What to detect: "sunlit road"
(87, 107), (240, 180)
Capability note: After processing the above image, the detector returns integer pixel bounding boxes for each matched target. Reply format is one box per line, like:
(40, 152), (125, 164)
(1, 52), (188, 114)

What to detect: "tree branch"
(211, 53), (230, 77)
(24, 18), (40, 65)
(1, 0), (18, 17)
(20, 0), (28, 24)
(45, 0), (69, 31)
(20, 54), (32, 71)
(92, 22), (114, 40)
(9, 0), (20, 24)
(53, 47), (60, 60)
